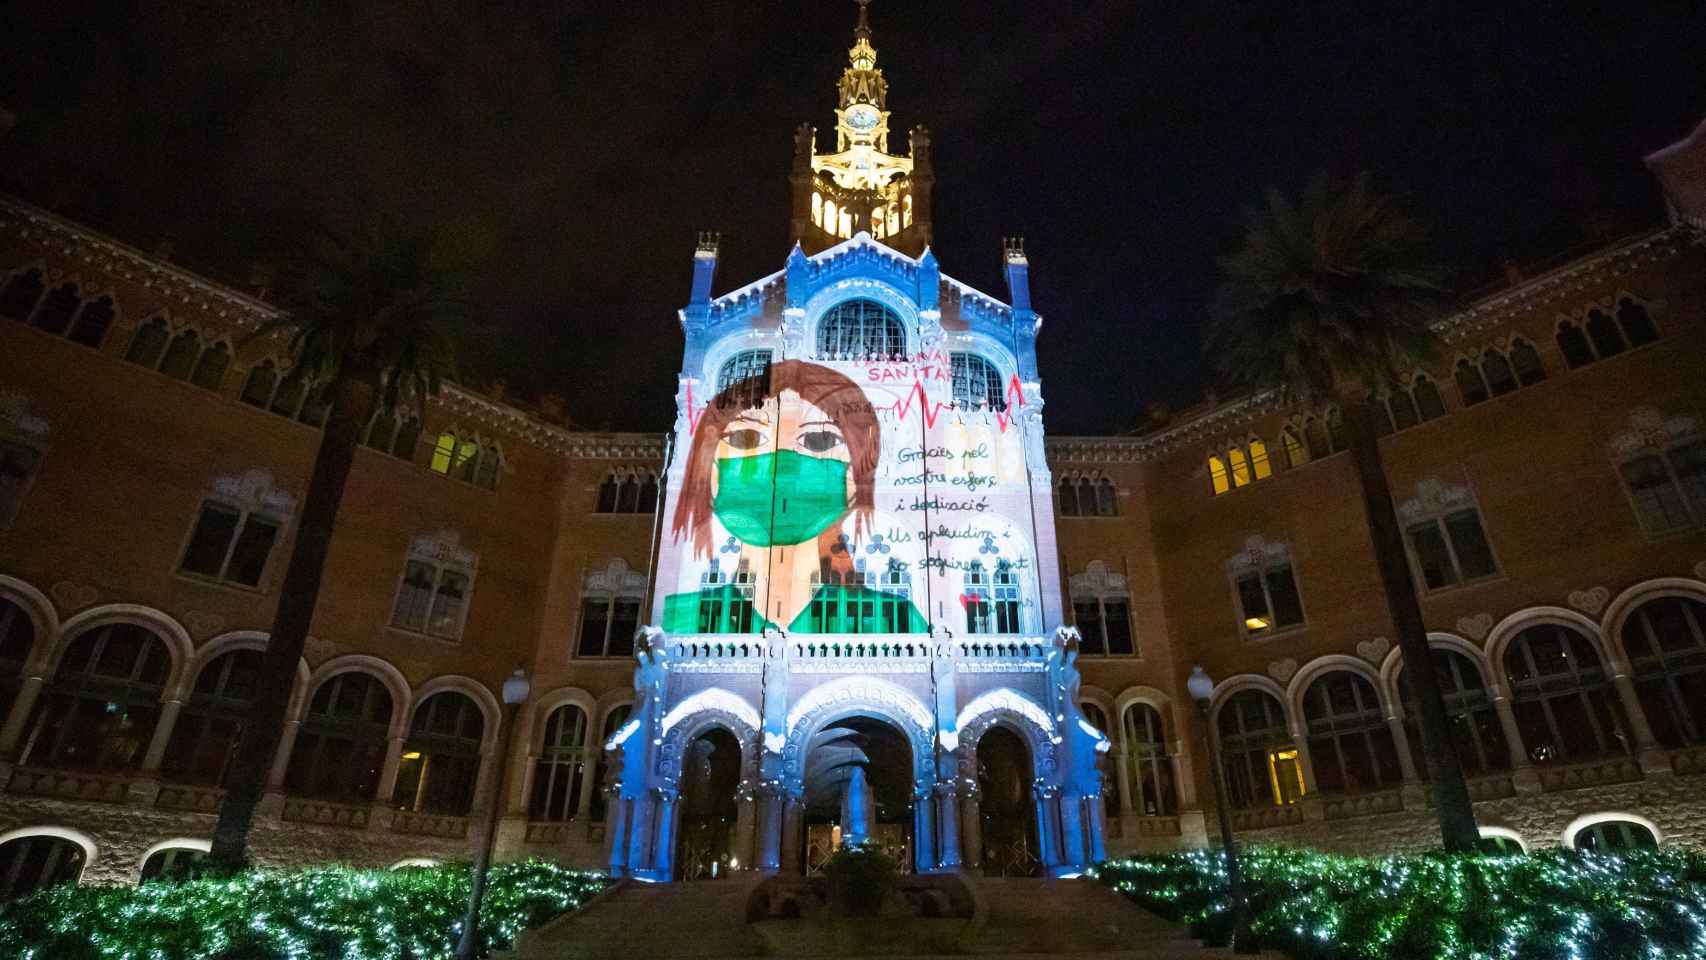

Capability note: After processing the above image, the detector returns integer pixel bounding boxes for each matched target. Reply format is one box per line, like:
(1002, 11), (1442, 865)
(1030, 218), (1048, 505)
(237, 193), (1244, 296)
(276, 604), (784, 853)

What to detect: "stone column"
(1032, 787), (1058, 869)
(139, 698), (183, 773)
(1113, 750), (1137, 815)
(756, 786), (784, 872)
(912, 789), (937, 873)
(470, 745), (499, 818)
(625, 793), (654, 876)
(654, 789), (680, 881)
(1608, 667), (1669, 773)
(375, 734), (407, 802)
(934, 781), (961, 869)
(1086, 795), (1107, 864)
(732, 784), (757, 870)
(959, 788), (982, 870)
(1489, 690), (1540, 792)
(780, 796), (804, 874)
(604, 789), (629, 877)
(574, 754), (599, 822)
(0, 675), (45, 756)
(1056, 793), (1086, 872)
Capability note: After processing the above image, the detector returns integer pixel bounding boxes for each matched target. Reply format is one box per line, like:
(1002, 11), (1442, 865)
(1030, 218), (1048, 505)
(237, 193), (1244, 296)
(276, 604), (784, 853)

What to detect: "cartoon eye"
(723, 428), (767, 450)
(798, 429), (845, 454)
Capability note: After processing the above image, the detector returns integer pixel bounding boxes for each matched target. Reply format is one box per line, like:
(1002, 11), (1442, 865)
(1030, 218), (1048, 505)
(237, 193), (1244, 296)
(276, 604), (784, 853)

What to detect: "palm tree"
(207, 222), (468, 870)
(1204, 174), (1481, 852)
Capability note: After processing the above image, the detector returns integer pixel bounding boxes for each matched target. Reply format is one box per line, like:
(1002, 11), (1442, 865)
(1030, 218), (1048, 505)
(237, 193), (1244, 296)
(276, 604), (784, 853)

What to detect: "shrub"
(1097, 846), (1706, 960)
(0, 859), (607, 960)
(822, 843), (898, 918)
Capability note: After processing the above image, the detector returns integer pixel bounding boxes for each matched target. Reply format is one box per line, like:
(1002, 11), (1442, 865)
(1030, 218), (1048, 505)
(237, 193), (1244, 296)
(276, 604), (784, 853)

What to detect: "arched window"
(1617, 297), (1659, 346)
(1412, 375), (1447, 421)
(0, 834), (85, 902)
(391, 545), (476, 641)
(31, 283), (80, 335)
(716, 349), (772, 409)
(965, 560), (1022, 634)
(1480, 349), (1517, 397)
(365, 408), (399, 453)
(1207, 456), (1229, 496)
(1095, 477), (1117, 516)
(590, 704), (632, 822)
(1556, 321), (1596, 369)
(162, 649), (262, 786)
(1478, 833), (1526, 856)
(638, 473), (659, 513)
(1509, 339), (1545, 386)
(1280, 428), (1307, 469)
(67, 295), (113, 347)
(284, 672), (394, 802)
(0, 268), (45, 321)
(1386, 388), (1419, 432)
(1398, 648), (1509, 777)
(1455, 358), (1489, 406)
(0, 439), (38, 528)
(1503, 624), (1628, 765)
(1303, 418), (1331, 459)
(1, 598), (35, 723)
(816, 299), (905, 360)
(1080, 703), (1116, 812)
(1617, 437), (1705, 536)
(391, 418), (422, 461)
(191, 342), (231, 391)
(1302, 671), (1402, 795)
(270, 372), (308, 420)
(1217, 689), (1303, 809)
(950, 353), (1006, 411)
(140, 846), (207, 883)
(1623, 596), (1706, 748)
(125, 316), (170, 368)
(1227, 446), (1251, 488)
(595, 473), (620, 513)
(240, 360), (279, 408)
(617, 473), (641, 513)
(394, 692), (485, 817)
(1573, 819), (1658, 852)
(1585, 308), (1626, 359)
(159, 329), (202, 380)
(1058, 475), (1082, 515)
(1121, 702), (1177, 816)
(472, 444), (501, 490)
(22, 623), (170, 771)
(530, 704), (590, 822)
(1247, 440), (1272, 481)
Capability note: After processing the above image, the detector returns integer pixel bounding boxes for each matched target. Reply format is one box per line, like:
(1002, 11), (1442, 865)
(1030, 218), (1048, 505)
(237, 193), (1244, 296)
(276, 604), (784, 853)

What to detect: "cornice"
(1047, 392), (1283, 465)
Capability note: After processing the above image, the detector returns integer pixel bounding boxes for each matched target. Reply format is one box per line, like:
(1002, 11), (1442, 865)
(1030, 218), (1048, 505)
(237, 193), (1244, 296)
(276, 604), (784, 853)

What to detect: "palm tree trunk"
(207, 373), (377, 871)
(1340, 397), (1481, 852)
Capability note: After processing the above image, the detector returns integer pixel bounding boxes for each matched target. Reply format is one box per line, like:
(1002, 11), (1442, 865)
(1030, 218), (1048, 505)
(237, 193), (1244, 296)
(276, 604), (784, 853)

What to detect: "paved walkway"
(498, 874), (1281, 960)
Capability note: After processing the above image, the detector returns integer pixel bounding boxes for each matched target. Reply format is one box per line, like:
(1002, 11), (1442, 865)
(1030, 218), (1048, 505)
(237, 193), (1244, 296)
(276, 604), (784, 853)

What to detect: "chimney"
(684, 232), (720, 329)
(1001, 237), (1031, 313)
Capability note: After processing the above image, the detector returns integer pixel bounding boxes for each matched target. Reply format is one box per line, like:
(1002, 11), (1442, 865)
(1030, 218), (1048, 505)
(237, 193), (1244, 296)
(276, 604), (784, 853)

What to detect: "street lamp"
(456, 666), (531, 960)
(1187, 665), (1257, 955)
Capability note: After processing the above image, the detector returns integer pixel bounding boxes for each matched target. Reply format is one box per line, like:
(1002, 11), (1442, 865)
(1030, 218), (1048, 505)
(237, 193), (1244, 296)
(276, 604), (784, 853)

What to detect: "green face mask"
(714, 450), (850, 547)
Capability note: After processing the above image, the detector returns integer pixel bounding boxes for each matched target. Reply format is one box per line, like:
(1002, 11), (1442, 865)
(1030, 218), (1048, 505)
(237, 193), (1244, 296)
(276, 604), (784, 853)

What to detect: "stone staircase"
(498, 874), (1282, 959)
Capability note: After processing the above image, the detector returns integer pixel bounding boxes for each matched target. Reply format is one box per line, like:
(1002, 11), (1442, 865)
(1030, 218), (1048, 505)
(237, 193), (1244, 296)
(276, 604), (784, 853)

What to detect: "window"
(1618, 438), (1705, 536)
(31, 283), (80, 336)
(816, 299), (905, 360)
(1094, 477), (1117, 516)
(1080, 702), (1116, 813)
(0, 598), (37, 724)
(1503, 624), (1629, 765)
(1509, 340), (1546, 386)
(162, 649), (262, 785)
(21, 623), (170, 772)
(692, 558), (759, 634)
(1556, 320), (1596, 369)
(1559, 298), (1660, 369)
(1480, 349), (1517, 397)
(1227, 446), (1250, 487)
(716, 349), (772, 409)
(1120, 702), (1177, 816)
(394, 692), (485, 817)
(1585, 308), (1625, 359)
(364, 407), (422, 461)
(190, 342), (231, 390)
(1397, 648), (1509, 777)
(950, 353), (1006, 411)
(390, 540), (477, 641)
(0, 267), (45, 321)
(1073, 596), (1134, 656)
(1, 439), (42, 528)
(1623, 596), (1706, 748)
(530, 704), (591, 821)
(66, 295), (113, 347)
(1207, 455), (1230, 495)
(1478, 834), (1525, 856)
(589, 704), (632, 822)
(241, 360), (279, 408)
(1280, 428), (1307, 468)
(140, 847), (207, 883)
(1057, 474), (1083, 516)
(1303, 417), (1332, 459)
(1616, 297), (1659, 346)
(594, 471), (658, 514)
(1232, 561), (1304, 637)
(159, 329), (201, 380)
(0, 834), (85, 903)
(1059, 474), (1116, 516)
(965, 560), (1021, 635)
(1302, 672), (1403, 795)
(180, 501), (283, 588)
(1216, 689), (1304, 809)
(806, 560), (912, 634)
(1405, 508), (1496, 591)
(125, 316), (170, 367)
(428, 432), (500, 490)
(578, 593), (642, 656)
(1573, 819), (1658, 852)
(1455, 358), (1489, 406)
(284, 672), (393, 802)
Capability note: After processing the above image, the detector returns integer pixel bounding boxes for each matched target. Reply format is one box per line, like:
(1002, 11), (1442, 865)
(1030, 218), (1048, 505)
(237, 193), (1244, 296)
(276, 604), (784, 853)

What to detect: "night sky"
(2, 2), (1702, 434)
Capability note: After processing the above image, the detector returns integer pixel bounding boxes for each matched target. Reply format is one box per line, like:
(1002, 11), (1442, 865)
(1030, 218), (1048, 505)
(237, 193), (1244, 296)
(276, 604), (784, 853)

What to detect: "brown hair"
(673, 360), (881, 559)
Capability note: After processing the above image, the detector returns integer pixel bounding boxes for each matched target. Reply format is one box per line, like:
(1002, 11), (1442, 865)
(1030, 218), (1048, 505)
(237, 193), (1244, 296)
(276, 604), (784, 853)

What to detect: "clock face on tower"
(846, 105), (879, 132)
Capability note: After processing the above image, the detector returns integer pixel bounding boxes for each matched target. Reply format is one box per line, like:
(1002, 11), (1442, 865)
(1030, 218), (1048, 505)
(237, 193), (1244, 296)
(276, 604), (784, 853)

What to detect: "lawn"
(1098, 846), (1706, 960)
(0, 859), (607, 960)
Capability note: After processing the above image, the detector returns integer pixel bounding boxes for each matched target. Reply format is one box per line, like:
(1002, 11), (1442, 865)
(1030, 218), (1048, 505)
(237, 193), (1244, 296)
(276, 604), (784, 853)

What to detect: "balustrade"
(390, 809), (470, 839)
(280, 797), (371, 829)
(1536, 755), (1644, 793)
(155, 782), (224, 812)
(6, 766), (130, 803)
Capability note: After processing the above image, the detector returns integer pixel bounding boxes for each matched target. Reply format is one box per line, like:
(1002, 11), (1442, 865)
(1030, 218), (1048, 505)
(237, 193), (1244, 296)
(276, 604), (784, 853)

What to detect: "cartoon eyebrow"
(729, 411), (772, 426)
(797, 420), (840, 430)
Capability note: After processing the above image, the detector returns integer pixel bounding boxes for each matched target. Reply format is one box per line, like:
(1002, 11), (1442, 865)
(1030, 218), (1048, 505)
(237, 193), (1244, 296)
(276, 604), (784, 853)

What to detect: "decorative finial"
(855, 0), (872, 39)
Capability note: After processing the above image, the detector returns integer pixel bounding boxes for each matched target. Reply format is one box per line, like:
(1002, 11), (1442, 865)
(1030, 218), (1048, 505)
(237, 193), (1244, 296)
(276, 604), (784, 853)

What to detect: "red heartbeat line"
(686, 374), (1028, 437)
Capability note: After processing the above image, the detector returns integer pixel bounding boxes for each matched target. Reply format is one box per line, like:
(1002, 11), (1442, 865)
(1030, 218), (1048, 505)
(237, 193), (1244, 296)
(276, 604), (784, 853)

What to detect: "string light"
(0, 859), (607, 960)
(1097, 846), (1706, 960)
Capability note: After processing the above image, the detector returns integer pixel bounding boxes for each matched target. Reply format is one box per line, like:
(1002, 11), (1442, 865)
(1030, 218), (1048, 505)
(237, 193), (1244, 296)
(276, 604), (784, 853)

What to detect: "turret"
(683, 232), (719, 330)
(1002, 237), (1032, 313)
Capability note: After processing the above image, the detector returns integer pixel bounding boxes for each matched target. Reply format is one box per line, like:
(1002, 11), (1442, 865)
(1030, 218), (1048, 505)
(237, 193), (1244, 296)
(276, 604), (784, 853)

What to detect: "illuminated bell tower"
(790, 0), (934, 257)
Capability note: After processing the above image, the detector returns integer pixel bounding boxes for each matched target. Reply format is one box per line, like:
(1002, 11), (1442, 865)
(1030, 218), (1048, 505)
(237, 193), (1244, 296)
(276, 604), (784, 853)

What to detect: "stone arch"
(53, 604), (195, 696)
(0, 574), (57, 673)
(1561, 810), (1664, 849)
(1286, 654), (1391, 722)
(1111, 684), (1181, 753)
(409, 674), (501, 754)
(953, 688), (1058, 785)
(1077, 684), (1118, 739)
(175, 630), (311, 715)
(783, 676), (935, 795)
(803, 278), (920, 361)
(1377, 632), (1492, 721)
(1207, 673), (1290, 731)
(655, 688), (760, 792)
(1484, 606), (1614, 689)
(529, 686), (599, 755)
(136, 837), (210, 881)
(300, 654), (413, 738)
(389, 857), (440, 869)
(1600, 576), (1706, 669)
(1477, 825), (1529, 853)
(0, 824), (96, 883)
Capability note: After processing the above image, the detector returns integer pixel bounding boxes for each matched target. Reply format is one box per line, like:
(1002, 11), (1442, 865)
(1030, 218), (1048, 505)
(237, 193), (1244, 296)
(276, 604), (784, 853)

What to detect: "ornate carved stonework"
(1068, 560), (1127, 599)
(1397, 478), (1476, 525)
(49, 581), (98, 612)
(586, 558), (648, 597)
(1227, 534), (1290, 576)
(1268, 658), (1299, 683)
(0, 391), (51, 438)
(1567, 586), (1611, 616)
(209, 469), (298, 518)
(1356, 637), (1392, 664)
(407, 529), (477, 570)
(1606, 407), (1698, 460)
(1457, 612), (1494, 641)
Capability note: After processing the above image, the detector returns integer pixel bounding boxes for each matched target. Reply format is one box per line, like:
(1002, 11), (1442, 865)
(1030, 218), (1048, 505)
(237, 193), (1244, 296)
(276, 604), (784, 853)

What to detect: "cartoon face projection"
(665, 359), (925, 635)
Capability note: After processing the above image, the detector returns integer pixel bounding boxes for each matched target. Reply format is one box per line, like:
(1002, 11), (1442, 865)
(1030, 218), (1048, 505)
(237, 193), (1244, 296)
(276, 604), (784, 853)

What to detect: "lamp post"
(456, 666), (531, 960)
(1186, 665), (1257, 955)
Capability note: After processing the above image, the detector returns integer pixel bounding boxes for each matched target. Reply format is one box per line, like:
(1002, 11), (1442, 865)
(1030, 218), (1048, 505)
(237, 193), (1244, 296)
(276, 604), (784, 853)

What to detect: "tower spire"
(854, 0), (872, 42)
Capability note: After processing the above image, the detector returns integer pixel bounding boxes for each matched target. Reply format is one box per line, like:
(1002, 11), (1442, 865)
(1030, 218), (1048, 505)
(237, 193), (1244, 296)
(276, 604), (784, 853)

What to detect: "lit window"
(1232, 560), (1304, 636)
(1280, 429), (1307, 468)
(179, 501), (283, 588)
(393, 692), (484, 816)
(1217, 689), (1303, 809)
(429, 433), (500, 489)
(1227, 447), (1251, 487)
(430, 433), (456, 474)
(1208, 456), (1229, 495)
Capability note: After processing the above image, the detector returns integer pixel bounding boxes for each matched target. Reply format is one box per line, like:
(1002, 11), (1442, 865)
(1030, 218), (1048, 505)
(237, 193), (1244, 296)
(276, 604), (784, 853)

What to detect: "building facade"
(1, 11), (1705, 898)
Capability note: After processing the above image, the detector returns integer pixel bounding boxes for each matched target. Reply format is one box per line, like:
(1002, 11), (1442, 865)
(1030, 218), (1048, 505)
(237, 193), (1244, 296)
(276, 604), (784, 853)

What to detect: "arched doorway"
(801, 716), (913, 874)
(674, 727), (741, 881)
(977, 725), (1039, 876)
